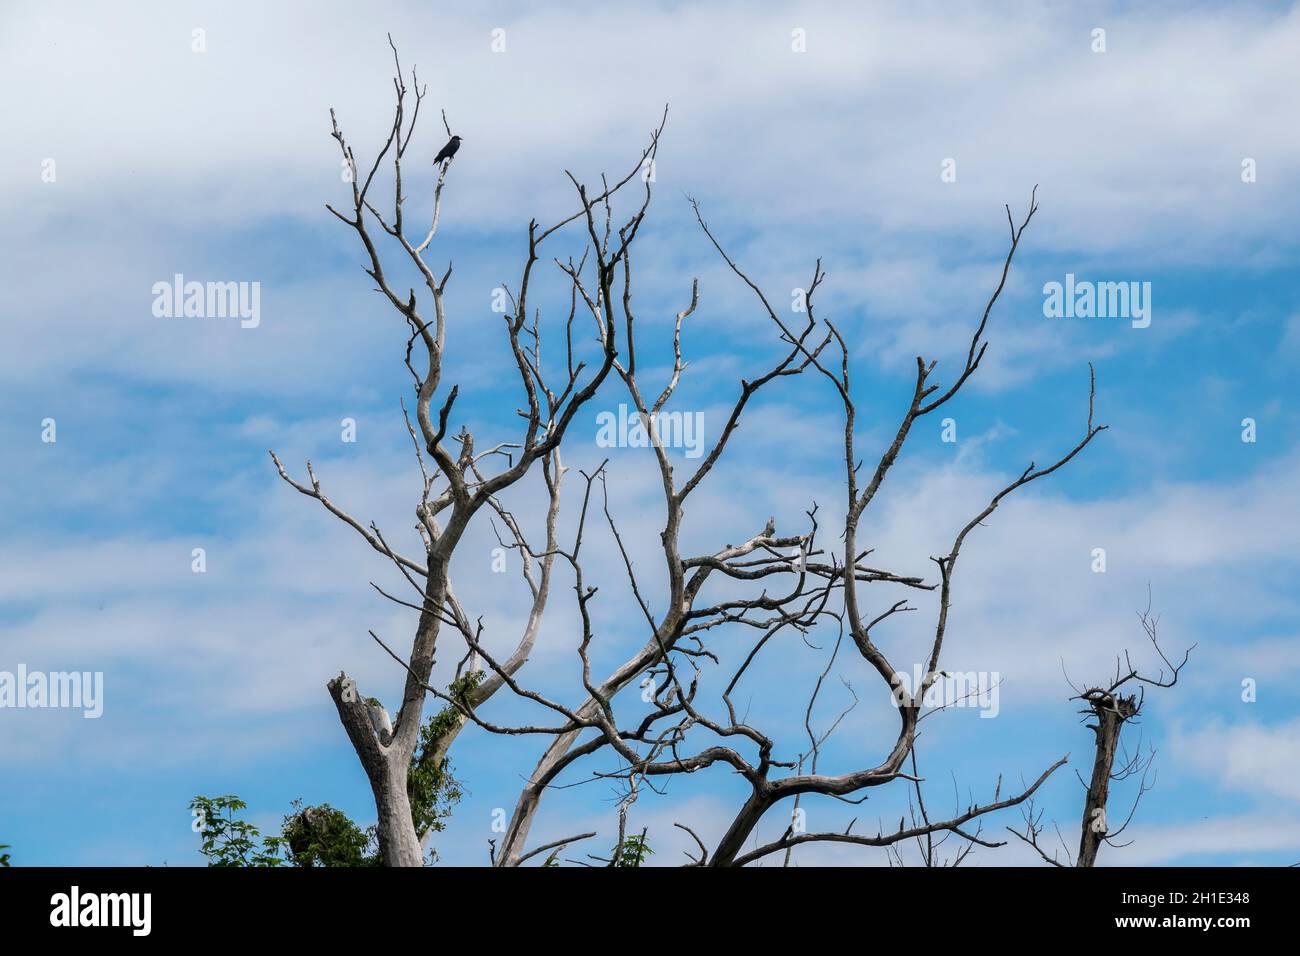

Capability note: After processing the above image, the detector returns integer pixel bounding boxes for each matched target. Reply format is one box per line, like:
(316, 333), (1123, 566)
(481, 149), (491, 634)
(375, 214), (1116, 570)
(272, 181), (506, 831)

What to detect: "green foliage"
(192, 795), (383, 868)
(281, 800), (378, 867)
(189, 795), (287, 867)
(611, 831), (653, 868)
(0, 843), (11, 867)
(406, 672), (479, 860)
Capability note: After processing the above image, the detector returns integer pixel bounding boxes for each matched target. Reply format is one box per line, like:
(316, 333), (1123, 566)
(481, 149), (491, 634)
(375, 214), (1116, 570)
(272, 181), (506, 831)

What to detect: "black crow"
(433, 135), (462, 165)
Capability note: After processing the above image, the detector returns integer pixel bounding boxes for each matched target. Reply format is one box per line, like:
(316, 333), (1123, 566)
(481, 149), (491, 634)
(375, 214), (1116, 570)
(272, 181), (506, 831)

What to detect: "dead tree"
(286, 42), (1114, 867)
(1009, 592), (1192, 867)
(1074, 595), (1192, 867)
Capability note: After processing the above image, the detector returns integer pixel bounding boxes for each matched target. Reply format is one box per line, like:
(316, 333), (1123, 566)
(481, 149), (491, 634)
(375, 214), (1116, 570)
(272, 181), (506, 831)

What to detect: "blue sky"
(2, 0), (1299, 866)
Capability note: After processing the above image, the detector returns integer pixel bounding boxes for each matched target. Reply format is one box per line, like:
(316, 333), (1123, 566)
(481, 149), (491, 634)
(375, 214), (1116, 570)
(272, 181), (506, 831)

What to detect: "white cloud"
(1172, 717), (1300, 802)
(5, 1), (1295, 399)
(5, 2), (1297, 254)
(1116, 812), (1300, 866)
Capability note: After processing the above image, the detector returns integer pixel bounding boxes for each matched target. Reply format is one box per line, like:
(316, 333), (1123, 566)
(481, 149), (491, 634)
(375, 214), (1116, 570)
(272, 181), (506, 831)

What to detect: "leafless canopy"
(273, 40), (1114, 867)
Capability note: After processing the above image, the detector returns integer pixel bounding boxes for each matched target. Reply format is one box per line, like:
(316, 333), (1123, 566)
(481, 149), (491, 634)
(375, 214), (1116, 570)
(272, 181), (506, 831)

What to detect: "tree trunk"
(375, 761), (424, 867)
(327, 672), (425, 866)
(708, 788), (772, 866)
(1077, 701), (1128, 867)
(496, 723), (589, 866)
(326, 556), (454, 866)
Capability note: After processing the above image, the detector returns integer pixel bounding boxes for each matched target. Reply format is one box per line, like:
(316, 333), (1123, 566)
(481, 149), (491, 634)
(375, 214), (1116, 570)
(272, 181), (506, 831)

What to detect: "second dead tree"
(1011, 593), (1193, 867)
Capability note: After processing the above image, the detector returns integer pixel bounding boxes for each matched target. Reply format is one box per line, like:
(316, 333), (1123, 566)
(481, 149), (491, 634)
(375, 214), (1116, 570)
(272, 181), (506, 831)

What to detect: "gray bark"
(1076, 696), (1135, 867)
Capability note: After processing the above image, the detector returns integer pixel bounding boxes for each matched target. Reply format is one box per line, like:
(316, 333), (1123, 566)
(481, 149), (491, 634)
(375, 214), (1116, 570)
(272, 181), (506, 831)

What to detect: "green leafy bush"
(189, 795), (287, 867)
